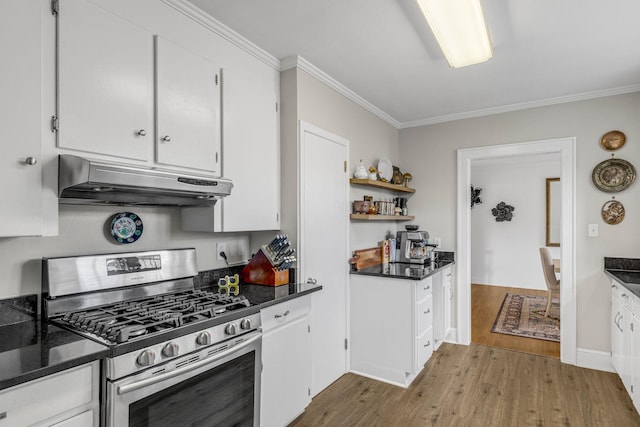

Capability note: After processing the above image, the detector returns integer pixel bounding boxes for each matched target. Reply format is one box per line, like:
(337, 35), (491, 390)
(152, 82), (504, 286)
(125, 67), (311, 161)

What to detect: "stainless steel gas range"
(42, 248), (261, 427)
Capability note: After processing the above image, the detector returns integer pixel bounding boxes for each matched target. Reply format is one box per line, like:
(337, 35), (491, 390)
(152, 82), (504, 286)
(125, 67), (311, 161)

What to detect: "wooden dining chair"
(539, 247), (561, 317)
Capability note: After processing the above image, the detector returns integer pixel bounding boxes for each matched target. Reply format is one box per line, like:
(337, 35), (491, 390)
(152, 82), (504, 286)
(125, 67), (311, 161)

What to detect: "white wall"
(399, 92), (640, 353)
(0, 205), (249, 302)
(278, 67), (400, 253)
(470, 156), (561, 290)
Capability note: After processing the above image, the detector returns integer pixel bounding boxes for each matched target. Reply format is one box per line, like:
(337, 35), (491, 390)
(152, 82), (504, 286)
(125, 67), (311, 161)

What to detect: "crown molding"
(281, 55), (402, 129)
(161, 2), (640, 131)
(160, 0), (280, 70)
(400, 84), (640, 129)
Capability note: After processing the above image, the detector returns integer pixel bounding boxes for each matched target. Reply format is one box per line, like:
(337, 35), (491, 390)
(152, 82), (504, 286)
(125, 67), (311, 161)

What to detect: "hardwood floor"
(472, 283), (560, 358)
(289, 343), (640, 426)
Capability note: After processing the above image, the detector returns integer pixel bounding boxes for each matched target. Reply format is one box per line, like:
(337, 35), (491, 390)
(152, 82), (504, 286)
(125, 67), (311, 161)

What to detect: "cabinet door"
(0, 0), (43, 236)
(261, 315), (310, 427)
(57, 0), (152, 161)
(443, 267), (453, 338)
(431, 271), (444, 348)
(220, 54), (280, 231)
(633, 312), (640, 411)
(156, 36), (220, 173)
(612, 294), (623, 374)
(621, 305), (633, 396)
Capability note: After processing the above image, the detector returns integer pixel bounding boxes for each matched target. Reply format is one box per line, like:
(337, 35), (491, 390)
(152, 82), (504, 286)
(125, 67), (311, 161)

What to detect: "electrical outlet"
(216, 242), (227, 259)
(433, 237), (442, 248)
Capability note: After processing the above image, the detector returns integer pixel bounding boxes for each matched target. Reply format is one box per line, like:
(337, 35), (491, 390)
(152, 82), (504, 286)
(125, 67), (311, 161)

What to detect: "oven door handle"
(117, 333), (261, 395)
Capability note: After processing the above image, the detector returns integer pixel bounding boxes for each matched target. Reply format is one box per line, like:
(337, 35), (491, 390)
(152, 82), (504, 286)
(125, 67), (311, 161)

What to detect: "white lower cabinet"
(261, 296), (311, 427)
(611, 279), (640, 412)
(0, 361), (99, 427)
(350, 274), (435, 387)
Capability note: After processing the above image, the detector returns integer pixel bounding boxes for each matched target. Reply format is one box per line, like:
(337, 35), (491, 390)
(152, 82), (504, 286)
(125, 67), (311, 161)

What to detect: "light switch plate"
(588, 224), (598, 237)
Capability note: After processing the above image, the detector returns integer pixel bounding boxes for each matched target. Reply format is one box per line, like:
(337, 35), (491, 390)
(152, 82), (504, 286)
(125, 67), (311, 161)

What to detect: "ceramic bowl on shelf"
(405, 224), (419, 231)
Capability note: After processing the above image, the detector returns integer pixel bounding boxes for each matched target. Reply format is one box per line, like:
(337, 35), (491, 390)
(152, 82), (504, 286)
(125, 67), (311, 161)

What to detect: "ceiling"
(189, 0), (640, 127)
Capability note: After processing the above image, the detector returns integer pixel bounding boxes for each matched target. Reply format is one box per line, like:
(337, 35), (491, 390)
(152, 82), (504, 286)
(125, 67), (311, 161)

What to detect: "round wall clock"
(110, 212), (143, 244)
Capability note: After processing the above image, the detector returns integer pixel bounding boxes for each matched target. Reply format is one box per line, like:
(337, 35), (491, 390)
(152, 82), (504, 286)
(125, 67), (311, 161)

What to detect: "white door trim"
(456, 137), (576, 365)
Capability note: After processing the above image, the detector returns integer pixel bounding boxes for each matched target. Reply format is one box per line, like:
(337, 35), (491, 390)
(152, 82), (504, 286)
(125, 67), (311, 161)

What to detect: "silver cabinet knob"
(196, 331), (211, 346)
(136, 349), (155, 367)
(137, 129), (147, 136)
(225, 323), (238, 335)
(162, 342), (179, 358)
(240, 318), (252, 330)
(306, 277), (317, 285)
(161, 135), (171, 142)
(25, 157), (37, 166)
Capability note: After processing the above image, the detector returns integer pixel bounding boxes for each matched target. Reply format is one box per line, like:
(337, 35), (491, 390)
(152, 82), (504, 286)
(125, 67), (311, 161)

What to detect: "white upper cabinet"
(56, 0), (222, 174)
(57, 0), (153, 162)
(219, 53), (280, 231)
(0, 0), (53, 237)
(155, 36), (220, 173)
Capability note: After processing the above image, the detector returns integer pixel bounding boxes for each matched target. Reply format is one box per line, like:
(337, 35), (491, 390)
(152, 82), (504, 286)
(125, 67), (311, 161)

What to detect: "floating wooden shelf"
(350, 214), (415, 221)
(349, 178), (415, 193)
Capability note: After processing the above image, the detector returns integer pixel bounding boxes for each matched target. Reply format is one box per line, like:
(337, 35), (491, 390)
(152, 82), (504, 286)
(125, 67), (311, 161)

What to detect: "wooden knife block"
(241, 248), (289, 287)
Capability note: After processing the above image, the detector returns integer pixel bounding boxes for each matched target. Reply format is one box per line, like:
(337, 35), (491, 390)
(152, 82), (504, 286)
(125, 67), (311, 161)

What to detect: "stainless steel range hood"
(58, 154), (232, 207)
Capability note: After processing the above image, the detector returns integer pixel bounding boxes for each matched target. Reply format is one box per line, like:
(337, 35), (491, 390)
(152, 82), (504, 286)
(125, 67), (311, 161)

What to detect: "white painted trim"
(400, 85), (640, 128)
(282, 56), (402, 129)
(160, 0), (280, 70)
(456, 138), (577, 365)
(576, 348), (614, 373)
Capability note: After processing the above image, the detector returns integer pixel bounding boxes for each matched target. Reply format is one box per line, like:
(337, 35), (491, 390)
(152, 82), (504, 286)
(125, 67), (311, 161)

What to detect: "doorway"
(299, 121), (349, 395)
(456, 138), (576, 365)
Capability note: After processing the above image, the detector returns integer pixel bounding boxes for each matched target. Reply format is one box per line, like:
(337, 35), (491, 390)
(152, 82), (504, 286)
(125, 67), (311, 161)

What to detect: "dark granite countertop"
(0, 321), (109, 391)
(604, 257), (640, 299)
(0, 273), (321, 392)
(351, 260), (454, 281)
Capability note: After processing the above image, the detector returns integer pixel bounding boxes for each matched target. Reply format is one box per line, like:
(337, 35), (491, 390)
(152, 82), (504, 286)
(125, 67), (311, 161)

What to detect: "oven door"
(106, 331), (261, 427)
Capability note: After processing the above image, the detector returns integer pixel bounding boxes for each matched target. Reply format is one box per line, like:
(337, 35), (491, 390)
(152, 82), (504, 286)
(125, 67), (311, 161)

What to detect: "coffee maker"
(396, 229), (432, 264)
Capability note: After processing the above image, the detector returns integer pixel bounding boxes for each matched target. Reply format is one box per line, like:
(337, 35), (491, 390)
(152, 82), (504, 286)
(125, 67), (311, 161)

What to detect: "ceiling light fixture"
(416, 0), (493, 68)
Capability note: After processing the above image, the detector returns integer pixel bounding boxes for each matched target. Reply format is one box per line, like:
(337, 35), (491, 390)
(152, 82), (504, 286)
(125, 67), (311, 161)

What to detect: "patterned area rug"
(491, 293), (560, 342)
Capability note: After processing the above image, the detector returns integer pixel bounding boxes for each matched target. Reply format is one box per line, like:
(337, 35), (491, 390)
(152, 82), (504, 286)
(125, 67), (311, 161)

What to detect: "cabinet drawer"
(261, 296), (311, 332)
(416, 327), (434, 369)
(416, 295), (433, 336)
(613, 280), (634, 310)
(0, 363), (95, 427)
(442, 267), (452, 287)
(416, 277), (433, 301)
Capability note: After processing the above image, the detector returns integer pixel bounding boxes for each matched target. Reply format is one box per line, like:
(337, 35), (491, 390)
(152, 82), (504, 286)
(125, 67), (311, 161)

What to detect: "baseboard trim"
(444, 327), (458, 344)
(576, 347), (614, 372)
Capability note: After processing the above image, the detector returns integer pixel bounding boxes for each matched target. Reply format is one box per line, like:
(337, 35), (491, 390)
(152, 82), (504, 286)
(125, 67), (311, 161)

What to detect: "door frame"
(456, 137), (576, 365)
(298, 120), (350, 393)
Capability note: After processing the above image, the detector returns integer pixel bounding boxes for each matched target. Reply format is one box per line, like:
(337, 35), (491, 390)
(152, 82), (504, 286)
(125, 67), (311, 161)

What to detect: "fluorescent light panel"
(417, 0), (493, 68)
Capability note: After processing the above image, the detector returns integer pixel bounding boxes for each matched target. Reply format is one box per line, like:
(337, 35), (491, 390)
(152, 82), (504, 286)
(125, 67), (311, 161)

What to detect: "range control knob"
(196, 331), (211, 346)
(225, 323), (238, 336)
(162, 342), (179, 358)
(136, 349), (156, 367)
(240, 318), (252, 330)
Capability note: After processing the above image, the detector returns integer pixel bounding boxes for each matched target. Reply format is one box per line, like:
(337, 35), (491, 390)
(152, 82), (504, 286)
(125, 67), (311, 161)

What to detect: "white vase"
(354, 160), (368, 179)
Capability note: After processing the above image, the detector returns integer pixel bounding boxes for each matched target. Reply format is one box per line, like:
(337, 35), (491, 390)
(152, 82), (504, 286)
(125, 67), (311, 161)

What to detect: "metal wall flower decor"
(471, 185), (483, 208)
(491, 202), (515, 222)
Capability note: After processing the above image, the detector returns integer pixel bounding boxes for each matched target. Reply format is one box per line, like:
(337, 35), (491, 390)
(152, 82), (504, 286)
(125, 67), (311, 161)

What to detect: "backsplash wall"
(0, 204), (250, 303)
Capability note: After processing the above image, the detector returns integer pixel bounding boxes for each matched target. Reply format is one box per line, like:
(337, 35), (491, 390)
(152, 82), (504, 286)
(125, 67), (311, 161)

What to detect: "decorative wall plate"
(377, 158), (393, 182)
(592, 158), (636, 192)
(601, 200), (625, 225)
(110, 212), (143, 244)
(600, 130), (626, 151)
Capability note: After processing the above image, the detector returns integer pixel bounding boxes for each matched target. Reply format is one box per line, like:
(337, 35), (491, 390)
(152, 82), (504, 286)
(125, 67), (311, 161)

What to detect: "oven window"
(129, 351), (255, 427)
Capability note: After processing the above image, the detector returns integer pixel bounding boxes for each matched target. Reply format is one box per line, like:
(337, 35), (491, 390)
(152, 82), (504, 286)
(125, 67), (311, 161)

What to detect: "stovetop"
(51, 289), (258, 354)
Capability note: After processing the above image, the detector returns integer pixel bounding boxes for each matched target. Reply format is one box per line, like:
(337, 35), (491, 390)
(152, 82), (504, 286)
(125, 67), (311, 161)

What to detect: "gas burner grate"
(56, 289), (252, 344)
